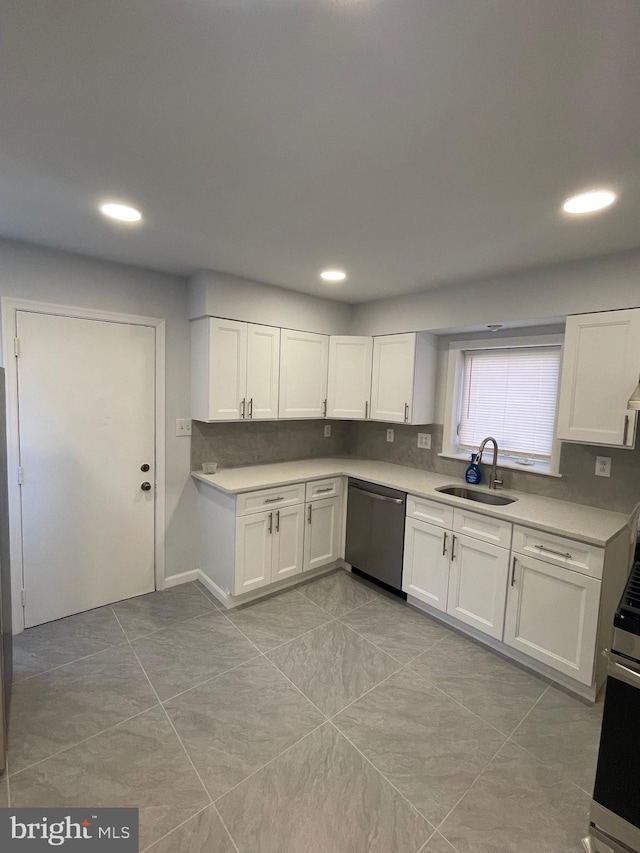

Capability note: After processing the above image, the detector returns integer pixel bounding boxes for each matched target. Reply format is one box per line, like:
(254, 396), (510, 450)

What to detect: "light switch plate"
(324, 424), (331, 438)
(386, 428), (394, 442)
(176, 419), (192, 436)
(417, 433), (431, 449)
(595, 456), (611, 477)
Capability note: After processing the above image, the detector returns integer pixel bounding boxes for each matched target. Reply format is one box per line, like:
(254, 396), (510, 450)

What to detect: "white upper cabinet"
(279, 329), (329, 419)
(191, 318), (279, 422)
(246, 323), (280, 420)
(370, 332), (437, 424)
(191, 318), (247, 421)
(326, 336), (373, 419)
(556, 309), (640, 446)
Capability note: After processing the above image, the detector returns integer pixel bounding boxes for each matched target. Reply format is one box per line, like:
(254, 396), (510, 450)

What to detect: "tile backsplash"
(191, 419), (640, 514)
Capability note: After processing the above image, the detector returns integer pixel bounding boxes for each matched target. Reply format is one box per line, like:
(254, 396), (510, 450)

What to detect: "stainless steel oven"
(588, 561), (640, 853)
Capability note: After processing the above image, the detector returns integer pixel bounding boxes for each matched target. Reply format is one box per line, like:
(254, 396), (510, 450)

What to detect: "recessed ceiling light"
(320, 269), (346, 282)
(99, 201), (143, 223)
(562, 189), (617, 215)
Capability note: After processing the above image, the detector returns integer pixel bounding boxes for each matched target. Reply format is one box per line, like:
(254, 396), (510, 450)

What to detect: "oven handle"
(608, 655), (640, 689)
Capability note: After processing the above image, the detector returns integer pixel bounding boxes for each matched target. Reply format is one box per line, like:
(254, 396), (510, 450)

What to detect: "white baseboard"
(195, 563), (344, 610)
(163, 570), (199, 589)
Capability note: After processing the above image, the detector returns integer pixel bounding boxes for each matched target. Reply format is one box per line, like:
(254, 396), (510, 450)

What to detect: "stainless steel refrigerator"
(0, 368), (12, 775)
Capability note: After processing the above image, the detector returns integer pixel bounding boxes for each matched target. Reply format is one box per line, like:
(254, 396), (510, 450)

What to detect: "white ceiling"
(2, 0), (639, 303)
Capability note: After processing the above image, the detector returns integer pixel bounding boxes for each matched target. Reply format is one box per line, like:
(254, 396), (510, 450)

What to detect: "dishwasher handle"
(349, 485), (404, 505)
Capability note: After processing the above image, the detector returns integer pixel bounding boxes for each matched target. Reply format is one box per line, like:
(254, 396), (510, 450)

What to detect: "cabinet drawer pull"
(264, 496), (285, 504)
(308, 505), (312, 524)
(404, 403), (409, 423)
(275, 510), (280, 532)
(624, 414), (630, 445)
(316, 487), (333, 493)
(534, 544), (572, 559)
(365, 400), (369, 419)
(268, 512), (273, 534)
(511, 555), (517, 586)
(248, 397), (253, 419)
(322, 399), (327, 417)
(442, 531), (448, 556)
(240, 398), (246, 419)
(451, 534), (457, 560)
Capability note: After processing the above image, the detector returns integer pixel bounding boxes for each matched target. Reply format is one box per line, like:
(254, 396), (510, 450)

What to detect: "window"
(442, 335), (563, 475)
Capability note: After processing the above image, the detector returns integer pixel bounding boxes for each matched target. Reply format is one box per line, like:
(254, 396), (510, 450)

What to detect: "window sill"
(437, 452), (562, 479)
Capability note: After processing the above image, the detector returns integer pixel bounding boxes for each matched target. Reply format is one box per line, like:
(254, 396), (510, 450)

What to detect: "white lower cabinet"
(235, 511), (273, 595)
(303, 496), (341, 572)
(235, 504), (304, 595)
(402, 518), (450, 612)
(447, 533), (510, 639)
(503, 554), (601, 686)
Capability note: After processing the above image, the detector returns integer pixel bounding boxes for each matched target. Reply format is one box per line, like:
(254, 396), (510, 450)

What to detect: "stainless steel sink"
(435, 485), (517, 506)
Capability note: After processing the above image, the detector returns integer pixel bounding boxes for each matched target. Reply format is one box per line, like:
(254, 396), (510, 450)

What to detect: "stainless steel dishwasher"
(345, 478), (407, 596)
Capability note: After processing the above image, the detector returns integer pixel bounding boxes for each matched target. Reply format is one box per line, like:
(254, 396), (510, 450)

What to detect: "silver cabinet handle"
(248, 398), (253, 419)
(534, 544), (572, 559)
(451, 534), (457, 560)
(442, 531), (448, 556)
(511, 555), (517, 586)
(322, 399), (327, 417)
(308, 505), (312, 524)
(240, 398), (246, 419)
(365, 401), (369, 419)
(268, 512), (273, 534)
(624, 414), (630, 444)
(349, 486), (404, 504)
(316, 487), (333, 493)
(275, 510), (280, 532)
(264, 496), (285, 504)
(404, 403), (409, 423)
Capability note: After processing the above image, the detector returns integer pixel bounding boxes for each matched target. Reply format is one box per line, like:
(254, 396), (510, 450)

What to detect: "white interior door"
(16, 310), (156, 627)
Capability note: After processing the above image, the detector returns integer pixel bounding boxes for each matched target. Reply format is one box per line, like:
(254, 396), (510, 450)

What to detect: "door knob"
(141, 464), (150, 472)
(141, 482), (152, 491)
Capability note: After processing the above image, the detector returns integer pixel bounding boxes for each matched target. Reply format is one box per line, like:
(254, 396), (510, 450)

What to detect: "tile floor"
(5, 570), (602, 852)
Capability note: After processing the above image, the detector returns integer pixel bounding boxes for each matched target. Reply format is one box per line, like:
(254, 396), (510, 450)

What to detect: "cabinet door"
(504, 554), (600, 686)
(402, 518), (450, 612)
(272, 504), (305, 583)
(556, 309), (640, 446)
(447, 533), (509, 639)
(303, 497), (341, 571)
(246, 324), (280, 420)
(370, 333), (416, 423)
(234, 511), (273, 595)
(207, 318), (248, 420)
(327, 336), (373, 419)
(279, 330), (329, 419)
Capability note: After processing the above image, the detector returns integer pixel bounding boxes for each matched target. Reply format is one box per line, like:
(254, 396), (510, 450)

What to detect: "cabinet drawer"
(305, 477), (343, 502)
(407, 496), (453, 528)
(236, 483), (305, 516)
(512, 525), (604, 579)
(452, 508), (512, 548)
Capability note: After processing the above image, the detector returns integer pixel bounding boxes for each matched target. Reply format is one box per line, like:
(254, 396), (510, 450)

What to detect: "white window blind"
(458, 346), (561, 460)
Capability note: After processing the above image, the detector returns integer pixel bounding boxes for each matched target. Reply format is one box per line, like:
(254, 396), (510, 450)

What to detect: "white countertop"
(191, 457), (632, 547)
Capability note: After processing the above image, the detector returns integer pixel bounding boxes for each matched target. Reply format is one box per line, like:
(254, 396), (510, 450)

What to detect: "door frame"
(1, 297), (166, 633)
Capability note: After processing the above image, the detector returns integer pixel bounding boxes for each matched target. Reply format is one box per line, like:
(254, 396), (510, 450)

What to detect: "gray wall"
(350, 249), (640, 336)
(188, 269), (352, 334)
(0, 237), (196, 581)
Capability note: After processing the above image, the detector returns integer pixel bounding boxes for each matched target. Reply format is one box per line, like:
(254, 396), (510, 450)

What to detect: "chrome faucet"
(476, 437), (503, 490)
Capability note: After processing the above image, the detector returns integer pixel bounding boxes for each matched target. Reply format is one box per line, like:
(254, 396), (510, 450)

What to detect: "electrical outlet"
(595, 456), (611, 477)
(386, 428), (394, 443)
(417, 433), (432, 449)
(324, 424), (331, 438)
(176, 419), (192, 436)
